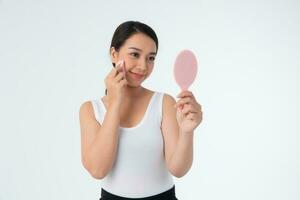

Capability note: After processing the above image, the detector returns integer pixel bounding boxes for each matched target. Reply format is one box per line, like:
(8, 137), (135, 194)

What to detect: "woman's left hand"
(174, 90), (203, 133)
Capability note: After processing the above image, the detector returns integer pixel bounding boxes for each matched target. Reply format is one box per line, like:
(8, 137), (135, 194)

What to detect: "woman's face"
(110, 33), (157, 87)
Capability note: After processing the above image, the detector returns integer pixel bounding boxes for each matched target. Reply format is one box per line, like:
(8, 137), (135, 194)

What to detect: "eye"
(148, 56), (156, 62)
(130, 52), (139, 58)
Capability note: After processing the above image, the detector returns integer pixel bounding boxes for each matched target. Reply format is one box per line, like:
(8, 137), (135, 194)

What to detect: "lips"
(129, 71), (144, 79)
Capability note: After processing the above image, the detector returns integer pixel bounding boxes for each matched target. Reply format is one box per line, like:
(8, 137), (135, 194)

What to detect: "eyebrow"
(128, 47), (157, 55)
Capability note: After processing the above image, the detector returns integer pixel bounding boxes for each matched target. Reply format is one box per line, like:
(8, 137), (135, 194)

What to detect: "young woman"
(79, 21), (203, 200)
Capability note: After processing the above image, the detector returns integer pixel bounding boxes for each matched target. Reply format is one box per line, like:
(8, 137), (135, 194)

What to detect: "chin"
(127, 77), (146, 87)
(126, 80), (144, 88)
(127, 83), (142, 88)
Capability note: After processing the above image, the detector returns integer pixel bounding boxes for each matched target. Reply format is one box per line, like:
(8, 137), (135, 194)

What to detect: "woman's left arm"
(161, 91), (203, 178)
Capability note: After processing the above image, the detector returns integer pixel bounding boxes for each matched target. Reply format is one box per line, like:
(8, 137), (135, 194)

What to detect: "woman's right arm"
(79, 61), (127, 179)
(79, 101), (121, 179)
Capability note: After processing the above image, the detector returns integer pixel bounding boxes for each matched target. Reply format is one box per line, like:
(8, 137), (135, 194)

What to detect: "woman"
(79, 21), (203, 200)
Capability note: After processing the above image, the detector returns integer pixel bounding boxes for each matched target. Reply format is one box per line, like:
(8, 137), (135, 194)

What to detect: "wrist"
(179, 129), (194, 135)
(179, 130), (194, 140)
(108, 102), (121, 113)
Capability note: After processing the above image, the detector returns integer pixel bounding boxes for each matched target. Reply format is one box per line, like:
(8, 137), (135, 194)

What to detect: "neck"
(124, 85), (145, 99)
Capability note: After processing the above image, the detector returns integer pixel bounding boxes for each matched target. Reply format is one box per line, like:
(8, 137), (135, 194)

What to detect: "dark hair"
(105, 21), (159, 95)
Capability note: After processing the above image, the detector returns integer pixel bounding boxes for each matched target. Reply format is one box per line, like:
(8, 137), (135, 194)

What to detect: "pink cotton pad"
(174, 50), (198, 91)
(115, 60), (124, 68)
(116, 60), (126, 79)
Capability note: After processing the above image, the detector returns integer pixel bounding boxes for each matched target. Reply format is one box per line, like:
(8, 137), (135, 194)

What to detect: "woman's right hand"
(104, 60), (127, 108)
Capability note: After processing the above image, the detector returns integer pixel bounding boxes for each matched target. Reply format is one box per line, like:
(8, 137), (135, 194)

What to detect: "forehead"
(122, 33), (157, 53)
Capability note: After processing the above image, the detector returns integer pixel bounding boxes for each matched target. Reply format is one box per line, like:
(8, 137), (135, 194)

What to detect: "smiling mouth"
(129, 71), (145, 79)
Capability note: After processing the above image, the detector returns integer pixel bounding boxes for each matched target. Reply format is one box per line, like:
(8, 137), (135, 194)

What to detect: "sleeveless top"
(90, 91), (174, 198)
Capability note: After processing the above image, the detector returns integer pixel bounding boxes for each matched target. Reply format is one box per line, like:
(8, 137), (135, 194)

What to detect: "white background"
(0, 0), (299, 199)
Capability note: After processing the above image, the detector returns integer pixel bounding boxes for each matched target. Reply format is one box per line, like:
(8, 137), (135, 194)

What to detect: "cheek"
(124, 57), (136, 68)
(148, 65), (154, 72)
(146, 66), (154, 76)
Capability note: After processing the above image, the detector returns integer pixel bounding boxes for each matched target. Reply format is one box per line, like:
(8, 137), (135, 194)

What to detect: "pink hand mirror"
(174, 50), (198, 91)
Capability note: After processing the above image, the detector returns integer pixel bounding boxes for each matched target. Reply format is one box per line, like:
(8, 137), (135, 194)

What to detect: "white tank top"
(90, 91), (174, 198)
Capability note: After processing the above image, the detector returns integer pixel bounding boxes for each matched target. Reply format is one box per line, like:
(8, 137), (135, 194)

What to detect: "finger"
(108, 66), (120, 78)
(116, 60), (124, 68)
(175, 98), (199, 110)
(115, 72), (125, 82)
(108, 67), (117, 78)
(109, 60), (124, 78)
(116, 60), (124, 71)
(181, 104), (198, 115)
(174, 97), (194, 108)
(187, 112), (197, 120)
(119, 78), (128, 86)
(118, 61), (126, 79)
(115, 60), (125, 74)
(176, 90), (194, 99)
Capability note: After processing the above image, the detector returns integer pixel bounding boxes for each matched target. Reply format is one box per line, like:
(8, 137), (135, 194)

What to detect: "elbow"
(89, 168), (107, 180)
(167, 163), (191, 178)
(88, 162), (110, 180)
(167, 166), (187, 178)
(82, 159), (108, 180)
(171, 170), (186, 178)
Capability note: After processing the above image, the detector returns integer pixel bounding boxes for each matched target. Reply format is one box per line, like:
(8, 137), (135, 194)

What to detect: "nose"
(136, 58), (148, 73)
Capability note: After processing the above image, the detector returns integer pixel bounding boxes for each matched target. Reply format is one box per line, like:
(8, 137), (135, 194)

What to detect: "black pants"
(100, 185), (178, 200)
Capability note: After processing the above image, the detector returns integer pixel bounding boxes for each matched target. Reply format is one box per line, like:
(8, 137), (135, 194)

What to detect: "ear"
(110, 47), (119, 66)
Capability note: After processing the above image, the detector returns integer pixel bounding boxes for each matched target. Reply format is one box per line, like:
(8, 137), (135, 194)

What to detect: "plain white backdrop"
(0, 0), (299, 199)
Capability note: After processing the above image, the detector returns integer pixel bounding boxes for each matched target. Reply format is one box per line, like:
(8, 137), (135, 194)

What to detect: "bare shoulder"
(79, 100), (101, 128)
(79, 101), (93, 119)
(161, 92), (177, 127)
(162, 93), (176, 112)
